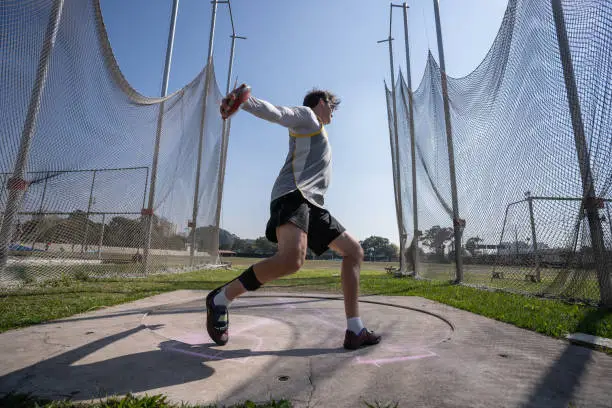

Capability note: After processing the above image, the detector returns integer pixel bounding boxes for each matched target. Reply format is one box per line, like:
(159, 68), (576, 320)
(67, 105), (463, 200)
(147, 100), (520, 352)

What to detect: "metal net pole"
(401, 2), (419, 276)
(378, 4), (406, 272)
(0, 0), (65, 271)
(551, 0), (611, 306)
(432, 0), (464, 282)
(143, 0), (179, 274)
(212, 1), (246, 264)
(190, 0), (219, 266)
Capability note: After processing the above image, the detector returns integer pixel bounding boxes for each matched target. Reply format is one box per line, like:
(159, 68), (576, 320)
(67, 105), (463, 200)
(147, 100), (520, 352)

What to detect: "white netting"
(387, 0), (611, 304)
(0, 0), (227, 285)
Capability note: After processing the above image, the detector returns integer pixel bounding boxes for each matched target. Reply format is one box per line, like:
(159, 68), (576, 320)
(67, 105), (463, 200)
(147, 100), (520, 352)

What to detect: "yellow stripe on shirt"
(289, 125), (326, 138)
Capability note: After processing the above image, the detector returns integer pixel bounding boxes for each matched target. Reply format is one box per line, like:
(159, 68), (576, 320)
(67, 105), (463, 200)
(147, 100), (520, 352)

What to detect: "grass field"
(2, 254), (214, 283)
(415, 262), (602, 303)
(3, 254), (602, 304)
(1, 257), (610, 339)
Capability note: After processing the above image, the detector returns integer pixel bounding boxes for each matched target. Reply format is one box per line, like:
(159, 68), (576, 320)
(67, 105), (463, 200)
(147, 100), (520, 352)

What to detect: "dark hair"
(303, 89), (340, 110)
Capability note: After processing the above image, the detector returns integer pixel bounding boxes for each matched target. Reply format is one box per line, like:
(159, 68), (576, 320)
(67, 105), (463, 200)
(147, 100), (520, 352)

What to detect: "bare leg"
(225, 223), (307, 300)
(329, 232), (364, 318)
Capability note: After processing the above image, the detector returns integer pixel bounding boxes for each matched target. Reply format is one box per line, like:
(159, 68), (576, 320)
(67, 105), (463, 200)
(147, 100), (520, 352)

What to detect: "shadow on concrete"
(0, 325), (214, 401)
(21, 295), (334, 327)
(159, 339), (346, 360)
(523, 308), (610, 407)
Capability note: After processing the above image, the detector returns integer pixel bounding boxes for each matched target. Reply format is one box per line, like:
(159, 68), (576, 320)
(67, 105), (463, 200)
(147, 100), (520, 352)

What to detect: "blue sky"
(99, 0), (508, 244)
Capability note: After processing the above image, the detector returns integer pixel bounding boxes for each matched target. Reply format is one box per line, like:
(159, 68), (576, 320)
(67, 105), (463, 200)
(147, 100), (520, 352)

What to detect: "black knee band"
(238, 266), (262, 291)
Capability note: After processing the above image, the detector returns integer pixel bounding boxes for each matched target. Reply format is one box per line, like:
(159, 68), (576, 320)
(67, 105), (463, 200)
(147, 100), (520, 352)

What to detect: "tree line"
(13, 212), (402, 259)
(14, 211), (184, 250)
(17, 212), (526, 261)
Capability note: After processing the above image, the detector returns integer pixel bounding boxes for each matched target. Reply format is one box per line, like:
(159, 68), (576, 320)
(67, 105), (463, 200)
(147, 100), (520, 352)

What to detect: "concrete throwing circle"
(143, 294), (453, 367)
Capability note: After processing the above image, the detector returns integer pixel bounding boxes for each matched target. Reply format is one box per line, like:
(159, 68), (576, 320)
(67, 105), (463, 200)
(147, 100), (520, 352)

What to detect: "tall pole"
(432, 0), (463, 282)
(82, 170), (96, 253)
(98, 213), (105, 260)
(493, 200), (523, 279)
(190, 0), (219, 265)
(551, 0), (611, 306)
(38, 172), (49, 217)
(525, 191), (540, 281)
(0, 0), (65, 271)
(378, 4), (406, 273)
(514, 225), (519, 257)
(393, 2), (419, 277)
(212, 1), (246, 264)
(213, 30), (246, 264)
(143, 0), (180, 274)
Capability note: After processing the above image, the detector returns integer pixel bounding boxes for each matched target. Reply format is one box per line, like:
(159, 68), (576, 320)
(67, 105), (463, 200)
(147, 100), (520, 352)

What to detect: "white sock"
(347, 317), (365, 334)
(213, 287), (231, 307)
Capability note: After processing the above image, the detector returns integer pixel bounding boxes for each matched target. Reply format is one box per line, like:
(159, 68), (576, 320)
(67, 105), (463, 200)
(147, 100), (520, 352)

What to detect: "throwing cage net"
(1, 0), (227, 286)
(387, 0), (611, 304)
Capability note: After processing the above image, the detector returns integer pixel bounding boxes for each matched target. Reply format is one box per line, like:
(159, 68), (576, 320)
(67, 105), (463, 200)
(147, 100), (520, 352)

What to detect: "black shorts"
(265, 190), (346, 256)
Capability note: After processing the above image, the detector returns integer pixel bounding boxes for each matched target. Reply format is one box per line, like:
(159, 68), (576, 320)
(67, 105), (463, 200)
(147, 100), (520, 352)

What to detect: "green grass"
(416, 263), (602, 303)
(358, 273), (612, 339)
(1, 260), (611, 340)
(0, 392), (405, 408)
(0, 393), (291, 408)
(361, 399), (399, 408)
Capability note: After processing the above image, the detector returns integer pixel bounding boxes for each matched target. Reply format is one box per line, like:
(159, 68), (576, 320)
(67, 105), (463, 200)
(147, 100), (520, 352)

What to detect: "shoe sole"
(206, 289), (228, 346)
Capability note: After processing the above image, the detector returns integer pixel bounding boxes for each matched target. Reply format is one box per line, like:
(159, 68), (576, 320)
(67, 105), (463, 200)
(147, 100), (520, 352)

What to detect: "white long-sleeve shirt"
(242, 96), (332, 207)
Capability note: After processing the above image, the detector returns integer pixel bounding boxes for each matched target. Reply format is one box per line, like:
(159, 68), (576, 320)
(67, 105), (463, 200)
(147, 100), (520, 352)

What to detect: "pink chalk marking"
(354, 350), (437, 367)
(382, 344), (422, 353)
(155, 298), (441, 368)
(309, 313), (341, 329)
(233, 318), (277, 335)
(161, 331), (265, 364)
(162, 345), (253, 364)
(176, 333), (210, 345)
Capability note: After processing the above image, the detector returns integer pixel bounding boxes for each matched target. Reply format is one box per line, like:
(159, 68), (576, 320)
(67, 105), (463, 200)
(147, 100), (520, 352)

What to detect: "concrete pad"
(0, 290), (610, 407)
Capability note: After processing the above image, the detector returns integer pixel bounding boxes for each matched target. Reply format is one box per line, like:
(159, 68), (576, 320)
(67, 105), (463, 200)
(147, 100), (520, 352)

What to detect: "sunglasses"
(325, 99), (337, 112)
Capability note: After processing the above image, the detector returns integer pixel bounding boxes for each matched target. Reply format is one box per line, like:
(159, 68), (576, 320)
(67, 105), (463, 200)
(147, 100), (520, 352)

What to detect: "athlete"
(207, 86), (381, 350)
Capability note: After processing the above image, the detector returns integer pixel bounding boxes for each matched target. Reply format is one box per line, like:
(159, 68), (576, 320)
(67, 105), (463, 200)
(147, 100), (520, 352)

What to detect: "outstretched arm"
(242, 96), (319, 131)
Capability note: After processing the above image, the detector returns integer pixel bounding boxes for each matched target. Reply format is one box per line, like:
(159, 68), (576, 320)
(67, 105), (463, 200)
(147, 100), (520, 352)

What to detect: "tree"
(254, 236), (277, 254)
(186, 225), (244, 252)
(361, 236), (388, 253)
(146, 216), (187, 250)
(360, 236), (398, 260)
(104, 216), (142, 248)
(36, 211), (101, 245)
(232, 238), (254, 253)
(384, 242), (399, 259)
(219, 229), (238, 250)
(465, 236), (483, 256)
(419, 226), (454, 258)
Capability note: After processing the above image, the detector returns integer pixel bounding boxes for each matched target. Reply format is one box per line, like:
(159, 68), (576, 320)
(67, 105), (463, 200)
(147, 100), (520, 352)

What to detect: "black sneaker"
(343, 328), (381, 350)
(206, 288), (229, 345)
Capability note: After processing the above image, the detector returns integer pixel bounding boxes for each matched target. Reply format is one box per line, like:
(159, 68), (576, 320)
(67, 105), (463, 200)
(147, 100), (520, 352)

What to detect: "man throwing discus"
(209, 85), (381, 350)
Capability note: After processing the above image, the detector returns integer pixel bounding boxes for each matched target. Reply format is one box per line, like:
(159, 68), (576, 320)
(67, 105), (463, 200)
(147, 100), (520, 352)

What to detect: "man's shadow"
(159, 339), (346, 361)
(0, 323), (346, 402)
(0, 325), (214, 401)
